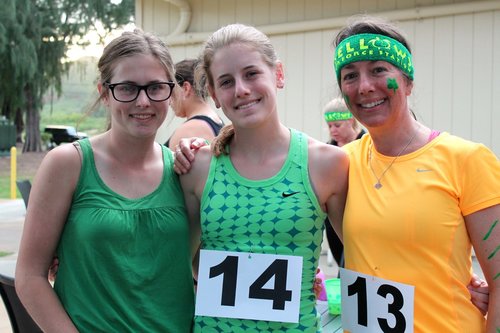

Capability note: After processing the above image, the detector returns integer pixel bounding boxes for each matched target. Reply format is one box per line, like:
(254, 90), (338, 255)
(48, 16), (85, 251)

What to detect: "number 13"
(348, 276), (407, 332)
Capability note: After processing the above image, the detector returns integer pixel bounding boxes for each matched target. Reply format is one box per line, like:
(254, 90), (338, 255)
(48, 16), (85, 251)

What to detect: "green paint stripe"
(483, 219), (498, 241)
(494, 272), (500, 281)
(488, 245), (500, 260)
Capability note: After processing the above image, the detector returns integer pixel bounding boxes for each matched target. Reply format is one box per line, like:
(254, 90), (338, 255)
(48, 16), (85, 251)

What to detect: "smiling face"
(100, 53), (172, 139)
(207, 43), (284, 129)
(339, 60), (413, 130)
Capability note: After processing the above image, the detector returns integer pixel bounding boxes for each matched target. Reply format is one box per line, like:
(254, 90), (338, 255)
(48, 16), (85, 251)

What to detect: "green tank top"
(54, 139), (194, 332)
(194, 129), (327, 332)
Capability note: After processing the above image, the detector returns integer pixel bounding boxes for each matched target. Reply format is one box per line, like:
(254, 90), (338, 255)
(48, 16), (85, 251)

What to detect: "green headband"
(334, 33), (414, 81)
(324, 111), (353, 122)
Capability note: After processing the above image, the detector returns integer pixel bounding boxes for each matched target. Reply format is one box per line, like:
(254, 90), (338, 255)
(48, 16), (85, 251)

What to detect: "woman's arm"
(179, 146), (212, 280)
(465, 204), (500, 332)
(173, 137), (208, 174)
(308, 139), (349, 242)
(15, 144), (81, 333)
(168, 121), (216, 151)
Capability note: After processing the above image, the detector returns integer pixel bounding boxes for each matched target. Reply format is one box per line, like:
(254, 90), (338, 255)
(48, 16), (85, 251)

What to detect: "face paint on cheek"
(387, 78), (399, 93)
(343, 94), (351, 109)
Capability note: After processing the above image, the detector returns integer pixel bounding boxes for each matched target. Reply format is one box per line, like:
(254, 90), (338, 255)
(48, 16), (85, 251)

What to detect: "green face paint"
(483, 219), (498, 240)
(487, 244), (500, 260)
(494, 272), (500, 281)
(387, 78), (399, 93)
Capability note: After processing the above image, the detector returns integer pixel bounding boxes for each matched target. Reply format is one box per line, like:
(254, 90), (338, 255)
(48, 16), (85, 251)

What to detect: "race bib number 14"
(195, 250), (303, 323)
(340, 268), (415, 333)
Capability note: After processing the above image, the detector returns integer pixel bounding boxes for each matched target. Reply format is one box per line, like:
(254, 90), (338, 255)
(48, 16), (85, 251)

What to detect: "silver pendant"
(374, 182), (382, 189)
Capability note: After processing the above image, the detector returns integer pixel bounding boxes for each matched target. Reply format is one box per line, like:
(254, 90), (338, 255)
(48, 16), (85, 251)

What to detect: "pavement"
(0, 199), (485, 333)
(0, 199), (24, 333)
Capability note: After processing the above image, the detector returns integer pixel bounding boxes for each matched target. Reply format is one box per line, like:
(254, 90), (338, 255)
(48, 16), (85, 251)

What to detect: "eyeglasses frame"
(104, 81), (175, 102)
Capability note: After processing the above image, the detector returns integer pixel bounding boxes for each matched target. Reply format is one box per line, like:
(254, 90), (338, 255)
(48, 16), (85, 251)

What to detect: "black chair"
(0, 273), (42, 333)
(16, 180), (31, 208)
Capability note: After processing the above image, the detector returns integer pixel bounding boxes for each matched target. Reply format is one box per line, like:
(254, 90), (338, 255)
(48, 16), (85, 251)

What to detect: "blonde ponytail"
(212, 124), (235, 156)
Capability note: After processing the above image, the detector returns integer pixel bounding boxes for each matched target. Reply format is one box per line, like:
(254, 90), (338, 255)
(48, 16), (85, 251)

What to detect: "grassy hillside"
(0, 58), (110, 199)
(41, 57), (108, 136)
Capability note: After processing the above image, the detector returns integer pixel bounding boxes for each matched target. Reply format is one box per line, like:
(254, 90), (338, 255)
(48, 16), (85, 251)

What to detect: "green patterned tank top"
(194, 129), (327, 332)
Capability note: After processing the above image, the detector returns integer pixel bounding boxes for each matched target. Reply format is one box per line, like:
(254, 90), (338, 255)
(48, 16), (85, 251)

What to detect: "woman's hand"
(467, 273), (489, 315)
(173, 137), (208, 174)
(48, 256), (59, 284)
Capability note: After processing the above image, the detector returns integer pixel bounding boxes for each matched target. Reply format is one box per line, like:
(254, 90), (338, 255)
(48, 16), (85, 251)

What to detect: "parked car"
(44, 125), (88, 146)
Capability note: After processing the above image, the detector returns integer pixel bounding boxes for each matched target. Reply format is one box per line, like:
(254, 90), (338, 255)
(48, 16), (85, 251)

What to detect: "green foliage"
(41, 57), (107, 135)
(0, 0), (135, 151)
(0, 176), (31, 200)
(0, 251), (14, 258)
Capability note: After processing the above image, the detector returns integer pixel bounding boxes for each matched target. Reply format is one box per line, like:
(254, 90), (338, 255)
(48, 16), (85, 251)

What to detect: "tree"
(0, 0), (134, 152)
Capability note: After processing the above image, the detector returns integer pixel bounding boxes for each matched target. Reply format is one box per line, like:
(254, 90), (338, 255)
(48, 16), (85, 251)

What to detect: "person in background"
(322, 97), (365, 270)
(334, 15), (499, 332)
(166, 58), (224, 149)
(15, 29), (194, 332)
(178, 23), (349, 332)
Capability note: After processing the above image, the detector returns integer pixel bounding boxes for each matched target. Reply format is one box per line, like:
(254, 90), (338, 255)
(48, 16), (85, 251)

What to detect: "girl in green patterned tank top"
(179, 23), (349, 332)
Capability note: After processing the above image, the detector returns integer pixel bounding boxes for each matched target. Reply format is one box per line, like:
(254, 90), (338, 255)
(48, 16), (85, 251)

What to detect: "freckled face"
(339, 60), (413, 130)
(101, 54), (172, 139)
(208, 43), (284, 129)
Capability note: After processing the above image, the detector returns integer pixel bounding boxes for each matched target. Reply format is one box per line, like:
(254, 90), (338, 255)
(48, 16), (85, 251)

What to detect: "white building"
(135, 0), (500, 156)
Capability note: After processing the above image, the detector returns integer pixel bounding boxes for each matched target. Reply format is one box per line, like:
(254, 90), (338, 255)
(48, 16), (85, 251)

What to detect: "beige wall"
(136, 0), (500, 156)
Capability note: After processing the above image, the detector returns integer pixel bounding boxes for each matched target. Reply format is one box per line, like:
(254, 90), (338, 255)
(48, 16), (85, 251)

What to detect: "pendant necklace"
(368, 125), (420, 190)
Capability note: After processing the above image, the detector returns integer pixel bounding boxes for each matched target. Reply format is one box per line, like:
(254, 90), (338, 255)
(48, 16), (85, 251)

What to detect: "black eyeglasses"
(104, 82), (175, 102)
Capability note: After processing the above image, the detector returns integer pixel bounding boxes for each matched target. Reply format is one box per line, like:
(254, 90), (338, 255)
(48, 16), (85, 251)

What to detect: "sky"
(66, 23), (136, 61)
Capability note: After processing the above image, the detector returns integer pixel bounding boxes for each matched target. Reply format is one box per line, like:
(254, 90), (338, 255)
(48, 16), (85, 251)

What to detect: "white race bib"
(340, 268), (414, 333)
(195, 249), (303, 323)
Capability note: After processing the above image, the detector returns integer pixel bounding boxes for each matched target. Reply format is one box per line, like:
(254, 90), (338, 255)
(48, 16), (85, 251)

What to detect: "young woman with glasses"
(16, 29), (195, 332)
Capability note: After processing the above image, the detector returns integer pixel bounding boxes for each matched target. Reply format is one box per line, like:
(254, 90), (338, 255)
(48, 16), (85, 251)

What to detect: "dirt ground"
(0, 143), (47, 178)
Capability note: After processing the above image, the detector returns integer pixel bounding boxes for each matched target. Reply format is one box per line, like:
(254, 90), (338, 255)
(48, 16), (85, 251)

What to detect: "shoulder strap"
(187, 115), (224, 136)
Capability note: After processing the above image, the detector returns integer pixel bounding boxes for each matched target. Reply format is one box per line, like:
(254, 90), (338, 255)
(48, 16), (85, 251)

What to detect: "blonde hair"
(323, 97), (360, 131)
(197, 24), (279, 156)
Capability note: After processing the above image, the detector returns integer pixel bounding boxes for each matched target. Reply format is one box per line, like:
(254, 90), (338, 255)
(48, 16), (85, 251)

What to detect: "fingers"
(468, 287), (489, 315)
(470, 273), (488, 288)
(173, 138), (209, 175)
(47, 257), (59, 283)
(468, 274), (489, 316)
(174, 146), (194, 175)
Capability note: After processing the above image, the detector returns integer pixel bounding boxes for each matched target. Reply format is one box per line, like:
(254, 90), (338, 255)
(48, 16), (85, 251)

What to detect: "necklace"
(368, 125), (420, 189)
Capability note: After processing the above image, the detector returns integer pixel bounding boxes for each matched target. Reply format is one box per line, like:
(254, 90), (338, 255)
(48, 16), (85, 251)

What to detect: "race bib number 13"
(340, 268), (415, 333)
(195, 250), (303, 323)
